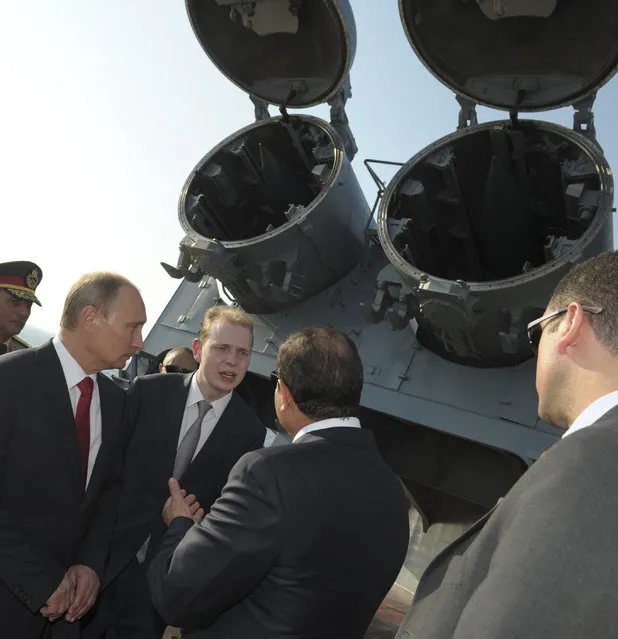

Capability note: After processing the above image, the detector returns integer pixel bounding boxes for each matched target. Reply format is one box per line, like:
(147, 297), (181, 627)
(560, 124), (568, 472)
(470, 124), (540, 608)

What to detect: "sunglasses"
(164, 365), (195, 374)
(526, 305), (603, 353)
(270, 371), (279, 384)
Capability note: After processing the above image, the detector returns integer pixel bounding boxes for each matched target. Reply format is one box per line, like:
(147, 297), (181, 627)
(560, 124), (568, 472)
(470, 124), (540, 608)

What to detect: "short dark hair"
(276, 327), (363, 420)
(549, 250), (618, 355)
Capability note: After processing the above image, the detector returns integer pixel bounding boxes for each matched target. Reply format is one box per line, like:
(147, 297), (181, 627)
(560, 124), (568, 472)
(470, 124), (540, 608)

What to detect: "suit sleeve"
(73, 392), (127, 580)
(0, 373), (65, 612)
(147, 450), (282, 628)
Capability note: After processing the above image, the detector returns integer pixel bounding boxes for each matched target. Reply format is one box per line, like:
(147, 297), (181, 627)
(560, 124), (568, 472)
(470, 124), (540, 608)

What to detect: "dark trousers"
(0, 582), (76, 639)
(82, 558), (165, 639)
(0, 583), (81, 639)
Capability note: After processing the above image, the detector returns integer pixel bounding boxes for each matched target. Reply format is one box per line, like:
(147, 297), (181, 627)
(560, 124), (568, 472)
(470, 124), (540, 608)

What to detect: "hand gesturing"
(162, 478), (205, 526)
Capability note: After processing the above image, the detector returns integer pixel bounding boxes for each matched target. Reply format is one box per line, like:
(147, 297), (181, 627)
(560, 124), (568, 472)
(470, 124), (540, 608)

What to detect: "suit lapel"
(181, 392), (240, 484)
(36, 342), (83, 492)
(161, 374), (193, 477)
(419, 501), (499, 583)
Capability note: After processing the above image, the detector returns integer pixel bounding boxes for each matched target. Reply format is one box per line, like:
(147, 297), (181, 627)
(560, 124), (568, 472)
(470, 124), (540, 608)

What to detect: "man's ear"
(192, 338), (202, 363)
(80, 305), (99, 333)
(278, 379), (296, 412)
(556, 302), (586, 355)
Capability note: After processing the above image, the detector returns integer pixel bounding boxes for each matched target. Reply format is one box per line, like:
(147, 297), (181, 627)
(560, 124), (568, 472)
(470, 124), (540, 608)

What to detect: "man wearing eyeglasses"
(393, 250), (618, 639)
(84, 307), (265, 639)
(159, 347), (198, 375)
(147, 326), (410, 639)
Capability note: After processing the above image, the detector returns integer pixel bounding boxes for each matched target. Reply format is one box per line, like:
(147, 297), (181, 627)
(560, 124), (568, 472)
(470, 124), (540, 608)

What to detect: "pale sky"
(2, 1), (617, 335)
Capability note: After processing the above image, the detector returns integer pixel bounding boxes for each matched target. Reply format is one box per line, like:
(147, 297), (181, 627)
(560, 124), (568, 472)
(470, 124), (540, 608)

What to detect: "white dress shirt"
(177, 374), (232, 459)
(292, 416), (361, 443)
(52, 337), (101, 487)
(562, 390), (618, 439)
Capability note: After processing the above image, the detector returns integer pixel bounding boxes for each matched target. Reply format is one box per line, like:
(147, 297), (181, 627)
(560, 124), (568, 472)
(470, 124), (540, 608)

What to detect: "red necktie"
(75, 377), (94, 487)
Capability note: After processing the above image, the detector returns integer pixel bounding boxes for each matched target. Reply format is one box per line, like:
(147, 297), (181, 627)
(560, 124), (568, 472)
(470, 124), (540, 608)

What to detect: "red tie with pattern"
(75, 377), (94, 487)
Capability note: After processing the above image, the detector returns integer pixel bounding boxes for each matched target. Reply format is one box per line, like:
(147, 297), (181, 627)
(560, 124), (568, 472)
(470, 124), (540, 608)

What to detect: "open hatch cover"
(399, 0), (618, 111)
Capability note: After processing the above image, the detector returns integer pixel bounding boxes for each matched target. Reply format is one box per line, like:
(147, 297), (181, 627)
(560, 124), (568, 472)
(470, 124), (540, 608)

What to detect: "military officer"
(0, 261), (43, 356)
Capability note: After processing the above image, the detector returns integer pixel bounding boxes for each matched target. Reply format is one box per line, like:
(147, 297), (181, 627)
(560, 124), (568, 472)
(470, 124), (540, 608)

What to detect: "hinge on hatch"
(250, 95), (271, 121)
(327, 76), (358, 160)
(249, 75), (358, 160)
(572, 93), (597, 141)
(456, 95), (478, 129)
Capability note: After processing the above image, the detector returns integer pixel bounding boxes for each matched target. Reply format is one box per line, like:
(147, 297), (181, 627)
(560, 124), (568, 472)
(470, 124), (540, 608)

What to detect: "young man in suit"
(395, 250), (618, 639)
(147, 326), (410, 639)
(85, 306), (266, 639)
(0, 271), (146, 638)
(0, 260), (43, 355)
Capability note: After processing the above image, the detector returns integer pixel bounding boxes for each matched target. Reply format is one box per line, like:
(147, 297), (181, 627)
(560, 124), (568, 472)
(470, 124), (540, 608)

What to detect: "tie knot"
(197, 400), (211, 420)
(77, 377), (94, 397)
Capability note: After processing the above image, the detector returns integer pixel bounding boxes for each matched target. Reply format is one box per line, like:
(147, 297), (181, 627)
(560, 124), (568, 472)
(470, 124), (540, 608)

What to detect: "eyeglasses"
(164, 365), (195, 374)
(270, 371), (279, 384)
(526, 305), (603, 353)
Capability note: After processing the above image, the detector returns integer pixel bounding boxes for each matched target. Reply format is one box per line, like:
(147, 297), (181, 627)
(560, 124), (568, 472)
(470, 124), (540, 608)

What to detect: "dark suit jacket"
(147, 427), (410, 639)
(398, 405), (618, 639)
(0, 341), (125, 638)
(103, 372), (266, 588)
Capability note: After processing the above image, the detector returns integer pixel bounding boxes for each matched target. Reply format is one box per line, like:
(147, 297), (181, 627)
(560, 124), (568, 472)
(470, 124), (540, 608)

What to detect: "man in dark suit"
(0, 271), (146, 638)
(396, 250), (618, 639)
(84, 306), (265, 639)
(147, 326), (410, 639)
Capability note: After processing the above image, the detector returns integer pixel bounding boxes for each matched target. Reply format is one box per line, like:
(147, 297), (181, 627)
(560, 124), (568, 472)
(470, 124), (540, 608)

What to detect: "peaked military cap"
(0, 261), (43, 306)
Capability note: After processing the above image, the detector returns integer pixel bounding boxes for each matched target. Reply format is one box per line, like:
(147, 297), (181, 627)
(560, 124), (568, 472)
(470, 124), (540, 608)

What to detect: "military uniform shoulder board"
(10, 336), (31, 350)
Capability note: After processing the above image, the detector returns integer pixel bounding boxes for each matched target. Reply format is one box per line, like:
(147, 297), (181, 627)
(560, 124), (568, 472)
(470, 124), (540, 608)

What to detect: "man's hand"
(40, 572), (75, 621)
(64, 565), (100, 622)
(162, 478), (205, 526)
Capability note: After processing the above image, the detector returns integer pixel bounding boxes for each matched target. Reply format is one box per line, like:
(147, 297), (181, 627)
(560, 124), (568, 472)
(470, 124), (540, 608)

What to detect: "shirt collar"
(52, 336), (96, 389)
(292, 416), (361, 443)
(562, 390), (618, 439)
(188, 373), (233, 420)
